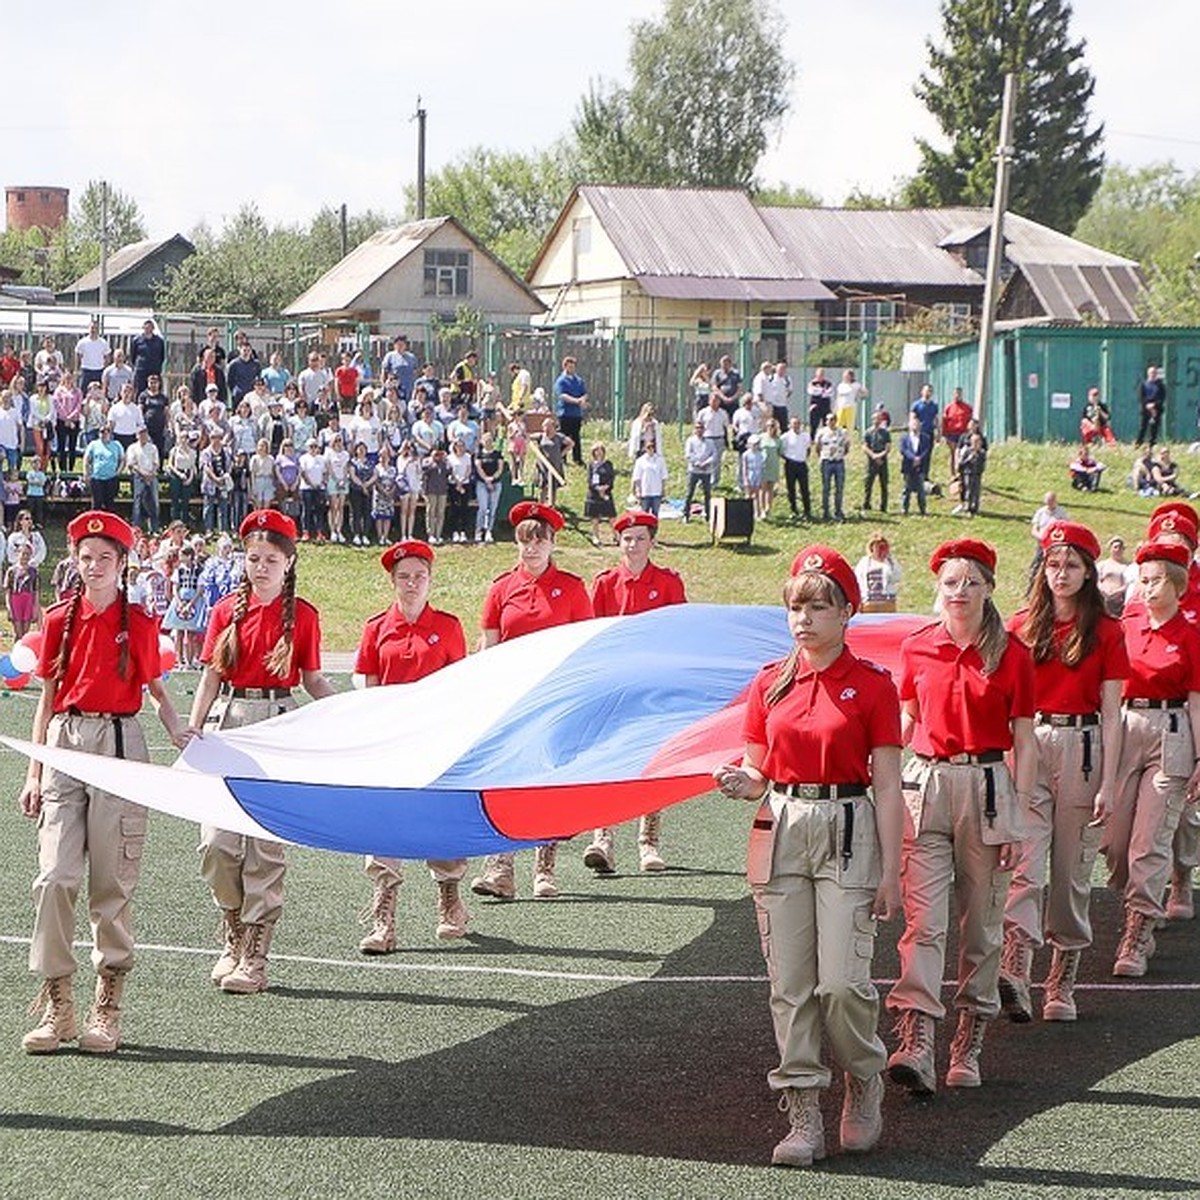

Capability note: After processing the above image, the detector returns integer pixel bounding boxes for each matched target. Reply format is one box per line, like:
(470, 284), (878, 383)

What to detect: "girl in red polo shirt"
(470, 501), (592, 900)
(1003, 521), (1128, 1021)
(585, 510), (687, 874)
(188, 510), (334, 994)
(354, 539), (469, 951)
(714, 545), (903, 1167)
(1104, 540), (1200, 977)
(20, 511), (191, 1055)
(887, 538), (1036, 1095)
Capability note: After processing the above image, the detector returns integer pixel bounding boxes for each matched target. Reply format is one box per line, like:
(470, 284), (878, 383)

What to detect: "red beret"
(239, 509), (298, 543)
(1151, 500), (1199, 531)
(1147, 510), (1198, 550)
(789, 543), (861, 614)
(930, 538), (997, 575)
(67, 510), (134, 550)
(509, 501), (565, 532)
(1040, 520), (1101, 561)
(1135, 540), (1192, 568)
(381, 539), (434, 572)
(613, 511), (658, 534)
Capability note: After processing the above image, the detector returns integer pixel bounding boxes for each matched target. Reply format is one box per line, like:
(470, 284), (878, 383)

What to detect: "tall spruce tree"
(904, 0), (1104, 232)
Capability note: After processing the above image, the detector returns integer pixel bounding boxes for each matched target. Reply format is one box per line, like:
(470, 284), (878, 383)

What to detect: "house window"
(846, 300), (897, 333)
(423, 249), (471, 298)
(40, 191), (50, 203)
(15, 191), (25, 202)
(698, 318), (713, 335)
(932, 302), (972, 331)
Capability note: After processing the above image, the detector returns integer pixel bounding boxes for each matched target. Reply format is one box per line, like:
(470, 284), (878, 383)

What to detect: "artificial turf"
(0, 673), (1198, 1199)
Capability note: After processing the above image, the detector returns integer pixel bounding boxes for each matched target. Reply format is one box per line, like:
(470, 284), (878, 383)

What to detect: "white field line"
(3, 934), (1200, 990)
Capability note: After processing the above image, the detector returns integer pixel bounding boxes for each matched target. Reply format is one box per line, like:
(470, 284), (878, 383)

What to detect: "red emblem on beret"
(789, 543), (861, 613)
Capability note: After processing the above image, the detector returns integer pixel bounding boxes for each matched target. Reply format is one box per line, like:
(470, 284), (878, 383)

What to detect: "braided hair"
(209, 530), (297, 679)
(54, 537), (130, 684)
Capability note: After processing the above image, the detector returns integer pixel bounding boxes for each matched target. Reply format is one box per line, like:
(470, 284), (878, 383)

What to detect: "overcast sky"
(6, 0), (1198, 239)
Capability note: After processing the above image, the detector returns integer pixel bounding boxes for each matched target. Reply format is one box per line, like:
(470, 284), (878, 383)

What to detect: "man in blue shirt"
(553, 355), (587, 465)
(130, 320), (166, 394)
(910, 385), (939, 482)
(380, 335), (418, 402)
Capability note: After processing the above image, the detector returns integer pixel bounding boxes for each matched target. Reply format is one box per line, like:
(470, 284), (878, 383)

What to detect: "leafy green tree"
(406, 145), (575, 277)
(572, 0), (793, 188)
(905, 0), (1104, 232)
(155, 205), (393, 316)
(754, 182), (822, 208)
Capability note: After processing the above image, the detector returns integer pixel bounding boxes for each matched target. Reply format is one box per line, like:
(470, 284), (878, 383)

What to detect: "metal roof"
(1017, 262), (1142, 323)
(283, 220), (448, 316)
(759, 206), (1138, 288)
(636, 275), (834, 302)
(578, 185), (823, 284)
(63, 234), (194, 293)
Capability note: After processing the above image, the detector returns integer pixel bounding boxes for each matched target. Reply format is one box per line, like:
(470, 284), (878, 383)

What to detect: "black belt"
(223, 686), (294, 700)
(1036, 712), (1100, 728)
(771, 783), (867, 800)
(918, 750), (1005, 765)
(1125, 698), (1186, 710)
(64, 709), (134, 758)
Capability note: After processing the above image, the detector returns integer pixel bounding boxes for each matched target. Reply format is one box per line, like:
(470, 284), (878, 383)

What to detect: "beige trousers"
(30, 713), (150, 980)
(1103, 708), (1190, 917)
(750, 794), (885, 1091)
(198, 695), (295, 927)
(364, 855), (467, 886)
(1005, 723), (1104, 952)
(887, 759), (1018, 1020)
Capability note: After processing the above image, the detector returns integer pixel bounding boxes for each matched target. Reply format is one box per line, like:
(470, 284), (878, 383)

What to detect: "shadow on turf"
(206, 886), (1200, 1192)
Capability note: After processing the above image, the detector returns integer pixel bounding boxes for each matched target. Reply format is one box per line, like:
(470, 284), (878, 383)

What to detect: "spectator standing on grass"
(53, 370), (83, 473)
(585, 442), (616, 546)
(126, 427), (160, 533)
(713, 354), (742, 419)
(355, 540), (470, 951)
(553, 356), (587, 466)
(347, 443), (374, 545)
(381, 336), (418, 402)
(899, 414), (929, 517)
(807, 367), (835, 436)
(861, 407), (891, 513)
(714, 545), (902, 1167)
(886, 538), (1036, 1096)
(1001, 521), (1128, 1023)
(911, 385), (938, 481)
(780, 415), (812, 522)
(227, 341), (261, 407)
(74, 321), (110, 396)
(324, 433), (350, 543)
(472, 502), (593, 901)
(586, 510), (687, 875)
(82, 425), (122, 512)
(473, 431), (503, 544)
(762, 360), (794, 431)
(941, 387), (973, 479)
(1135, 365), (1166, 448)
(132, 323), (168, 397)
(699, 392), (730, 488)
(836, 369), (868, 433)
(298, 438), (327, 542)
(420, 445), (450, 546)
(683, 418), (716, 522)
(956, 432), (988, 517)
(632, 436), (668, 517)
(690, 362), (711, 412)
(535, 416), (571, 507)
(5, 540), (41, 639)
(815, 413), (849, 523)
(19, 511), (191, 1055)
(168, 433), (198, 525)
(446, 437), (474, 544)
(189, 510), (334, 996)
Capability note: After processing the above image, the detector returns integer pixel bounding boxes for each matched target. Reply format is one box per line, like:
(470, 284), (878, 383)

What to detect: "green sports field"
(0, 668), (1197, 1200)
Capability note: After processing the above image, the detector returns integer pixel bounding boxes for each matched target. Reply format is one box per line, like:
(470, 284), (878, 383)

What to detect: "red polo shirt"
(743, 647), (901, 785)
(40, 596), (162, 715)
(900, 621), (1035, 756)
(202, 592), (322, 688)
(1120, 609), (1200, 701)
(591, 560), (687, 617)
(1007, 609), (1129, 714)
(354, 603), (466, 683)
(481, 563), (593, 643)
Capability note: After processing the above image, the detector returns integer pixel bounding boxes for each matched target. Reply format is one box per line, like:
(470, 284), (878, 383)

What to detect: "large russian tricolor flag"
(3, 605), (924, 859)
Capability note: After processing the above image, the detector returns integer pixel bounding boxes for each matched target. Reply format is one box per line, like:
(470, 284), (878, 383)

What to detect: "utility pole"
(972, 72), (1017, 434)
(98, 179), (110, 309)
(340, 203), (348, 258)
(413, 97), (427, 220)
